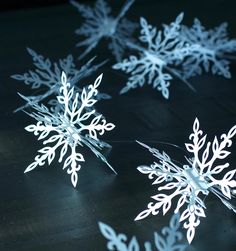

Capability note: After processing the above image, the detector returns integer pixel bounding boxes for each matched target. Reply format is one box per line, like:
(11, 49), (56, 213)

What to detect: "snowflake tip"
(137, 165), (153, 174)
(186, 228), (195, 244)
(70, 0), (80, 10)
(134, 209), (152, 221)
(119, 85), (130, 94)
(71, 172), (78, 188)
(176, 12), (184, 23)
(136, 140), (150, 150)
(94, 73), (103, 88)
(24, 162), (37, 173)
(140, 16), (147, 27)
(26, 47), (36, 57)
(98, 221), (116, 240)
(162, 88), (169, 99)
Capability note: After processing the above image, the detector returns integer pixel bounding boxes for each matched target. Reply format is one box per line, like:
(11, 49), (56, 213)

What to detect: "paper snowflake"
(70, 0), (137, 61)
(135, 118), (236, 243)
(11, 48), (110, 112)
(22, 71), (115, 187)
(99, 213), (187, 251)
(113, 13), (195, 99)
(180, 19), (236, 79)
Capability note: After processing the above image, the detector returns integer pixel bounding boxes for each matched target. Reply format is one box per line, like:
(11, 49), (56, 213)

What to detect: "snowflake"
(22, 71), (116, 187)
(113, 13), (195, 99)
(135, 118), (236, 243)
(70, 0), (137, 61)
(11, 48), (110, 112)
(99, 213), (187, 251)
(180, 18), (236, 79)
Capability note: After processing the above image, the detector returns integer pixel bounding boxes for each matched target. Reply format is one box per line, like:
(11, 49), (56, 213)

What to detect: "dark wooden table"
(0, 1), (236, 250)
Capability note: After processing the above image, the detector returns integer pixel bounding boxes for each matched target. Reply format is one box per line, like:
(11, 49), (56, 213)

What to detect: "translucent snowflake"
(70, 0), (137, 61)
(11, 48), (110, 112)
(180, 19), (236, 79)
(135, 118), (236, 243)
(113, 13), (195, 99)
(99, 213), (187, 251)
(22, 71), (116, 187)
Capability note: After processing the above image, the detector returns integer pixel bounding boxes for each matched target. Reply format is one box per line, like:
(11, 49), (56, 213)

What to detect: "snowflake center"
(103, 18), (117, 37)
(61, 118), (81, 143)
(144, 51), (167, 66)
(183, 166), (209, 194)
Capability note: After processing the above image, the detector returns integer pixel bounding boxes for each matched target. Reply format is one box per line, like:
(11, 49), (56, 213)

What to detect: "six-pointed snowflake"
(99, 213), (187, 251)
(11, 48), (110, 112)
(22, 71), (115, 187)
(70, 0), (137, 61)
(135, 118), (236, 243)
(180, 19), (236, 79)
(113, 13), (196, 99)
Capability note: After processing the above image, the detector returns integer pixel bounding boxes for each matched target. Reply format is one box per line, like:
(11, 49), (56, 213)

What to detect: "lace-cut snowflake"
(99, 213), (187, 251)
(22, 71), (115, 187)
(113, 13), (195, 99)
(135, 118), (236, 243)
(70, 0), (137, 61)
(11, 48), (110, 112)
(180, 19), (236, 79)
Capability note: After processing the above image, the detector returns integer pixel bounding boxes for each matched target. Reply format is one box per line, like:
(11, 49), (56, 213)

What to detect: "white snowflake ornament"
(180, 19), (236, 79)
(113, 13), (195, 99)
(135, 118), (236, 243)
(22, 71), (116, 187)
(11, 48), (110, 112)
(99, 213), (187, 251)
(70, 0), (137, 61)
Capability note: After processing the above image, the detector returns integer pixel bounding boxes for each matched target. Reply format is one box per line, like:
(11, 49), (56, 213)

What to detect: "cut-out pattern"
(136, 118), (236, 243)
(113, 13), (194, 98)
(99, 213), (187, 251)
(22, 72), (115, 187)
(12, 48), (110, 112)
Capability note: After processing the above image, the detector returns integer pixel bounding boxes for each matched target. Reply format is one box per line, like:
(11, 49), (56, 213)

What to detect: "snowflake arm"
(12, 48), (76, 89)
(23, 71), (115, 187)
(11, 48), (110, 112)
(71, 0), (136, 61)
(109, 18), (138, 62)
(99, 213), (187, 251)
(115, 0), (135, 22)
(113, 13), (194, 99)
(135, 118), (236, 243)
(180, 19), (236, 78)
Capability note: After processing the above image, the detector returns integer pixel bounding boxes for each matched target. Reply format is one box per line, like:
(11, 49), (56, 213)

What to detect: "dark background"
(0, 0), (236, 250)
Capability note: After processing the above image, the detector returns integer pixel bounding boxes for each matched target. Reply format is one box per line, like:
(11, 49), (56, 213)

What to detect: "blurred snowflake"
(135, 118), (236, 243)
(99, 213), (187, 251)
(70, 0), (137, 61)
(113, 13), (195, 99)
(180, 19), (236, 79)
(11, 48), (110, 112)
(22, 72), (115, 187)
